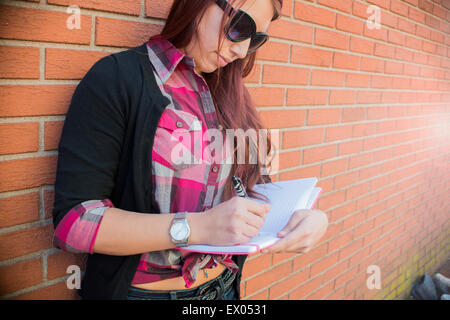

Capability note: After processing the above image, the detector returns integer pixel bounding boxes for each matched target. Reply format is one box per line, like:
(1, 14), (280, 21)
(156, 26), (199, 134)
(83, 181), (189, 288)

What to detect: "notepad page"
(250, 178), (317, 234)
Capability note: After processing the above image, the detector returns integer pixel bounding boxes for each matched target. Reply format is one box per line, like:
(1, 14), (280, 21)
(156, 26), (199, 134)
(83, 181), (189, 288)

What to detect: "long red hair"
(157, 0), (282, 202)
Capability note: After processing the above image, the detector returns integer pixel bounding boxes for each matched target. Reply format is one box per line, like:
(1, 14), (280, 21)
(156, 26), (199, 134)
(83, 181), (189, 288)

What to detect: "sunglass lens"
(228, 13), (253, 41)
(248, 34), (268, 52)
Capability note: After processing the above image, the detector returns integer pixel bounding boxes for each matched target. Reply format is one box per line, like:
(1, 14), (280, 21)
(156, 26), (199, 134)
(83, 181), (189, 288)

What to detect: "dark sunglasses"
(214, 0), (274, 54)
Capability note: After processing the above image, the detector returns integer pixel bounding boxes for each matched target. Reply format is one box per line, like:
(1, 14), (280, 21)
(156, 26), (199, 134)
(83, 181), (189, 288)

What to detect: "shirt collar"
(146, 34), (197, 84)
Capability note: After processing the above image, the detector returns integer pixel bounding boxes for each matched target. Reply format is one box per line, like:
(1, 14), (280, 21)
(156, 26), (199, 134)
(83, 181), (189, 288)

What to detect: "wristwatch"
(169, 211), (191, 247)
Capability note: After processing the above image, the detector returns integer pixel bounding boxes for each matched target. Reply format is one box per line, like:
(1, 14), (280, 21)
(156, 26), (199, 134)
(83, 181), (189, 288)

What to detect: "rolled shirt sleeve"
(52, 199), (115, 254)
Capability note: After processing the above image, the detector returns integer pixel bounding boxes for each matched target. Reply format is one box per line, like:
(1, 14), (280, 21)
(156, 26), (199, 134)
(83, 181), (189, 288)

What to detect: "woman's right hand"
(201, 196), (270, 246)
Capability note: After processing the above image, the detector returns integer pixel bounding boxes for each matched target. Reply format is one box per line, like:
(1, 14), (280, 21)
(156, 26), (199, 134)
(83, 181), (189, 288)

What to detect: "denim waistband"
(127, 267), (236, 300)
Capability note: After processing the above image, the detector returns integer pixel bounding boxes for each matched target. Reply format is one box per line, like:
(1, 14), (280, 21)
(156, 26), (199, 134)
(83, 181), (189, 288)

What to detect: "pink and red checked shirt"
(52, 34), (239, 288)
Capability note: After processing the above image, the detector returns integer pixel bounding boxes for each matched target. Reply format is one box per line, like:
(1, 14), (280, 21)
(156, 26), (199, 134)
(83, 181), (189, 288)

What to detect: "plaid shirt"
(53, 34), (239, 288)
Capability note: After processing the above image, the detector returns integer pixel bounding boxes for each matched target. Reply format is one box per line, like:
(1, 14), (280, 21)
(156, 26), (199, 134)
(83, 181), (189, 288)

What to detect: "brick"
(0, 85), (76, 117)
(294, 2), (336, 28)
(305, 281), (335, 300)
(0, 123), (39, 155)
(333, 53), (359, 70)
(307, 108), (341, 126)
(322, 259), (348, 284)
(342, 107), (366, 122)
(328, 230), (353, 253)
(145, 0), (174, 19)
(318, 0), (353, 13)
(291, 46), (332, 67)
(286, 88), (328, 106)
(44, 121), (64, 151)
(0, 156), (57, 193)
(259, 109), (306, 129)
(248, 87), (284, 107)
(388, 29), (406, 46)
(279, 165), (321, 182)
(346, 182), (370, 201)
(293, 243), (327, 271)
(0, 258), (42, 295)
(311, 70), (346, 87)
(245, 289), (268, 300)
(310, 251), (339, 277)
(321, 158), (348, 177)
(255, 41), (289, 63)
(350, 36), (374, 55)
(289, 274), (323, 299)
(268, 19), (313, 43)
(371, 75), (393, 89)
(349, 153), (373, 170)
(45, 48), (111, 80)
(279, 150), (301, 169)
(49, 0), (141, 15)
(303, 144), (338, 164)
(338, 140), (363, 156)
(390, 0), (409, 17)
(95, 17), (162, 48)
(243, 63), (262, 84)
(346, 72), (371, 88)
(283, 128), (324, 149)
(44, 189), (55, 220)
(329, 90), (356, 105)
(269, 268), (309, 299)
(262, 65), (309, 86)
(0, 225), (54, 260)
(356, 90), (382, 104)
(363, 24), (388, 42)
(331, 203), (356, 223)
(336, 14), (364, 35)
(13, 281), (80, 300)
(245, 262), (291, 296)
(334, 171), (359, 189)
(367, 0), (390, 10)
(0, 46), (40, 79)
(0, 5), (91, 44)
(315, 28), (349, 50)
(374, 42), (396, 59)
(0, 192), (40, 228)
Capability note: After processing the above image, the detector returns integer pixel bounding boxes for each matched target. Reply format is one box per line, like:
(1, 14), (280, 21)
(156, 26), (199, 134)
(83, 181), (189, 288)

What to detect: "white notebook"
(178, 177), (322, 255)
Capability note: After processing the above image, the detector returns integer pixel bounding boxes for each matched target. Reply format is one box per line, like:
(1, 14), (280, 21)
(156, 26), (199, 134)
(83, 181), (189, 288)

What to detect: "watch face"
(171, 221), (189, 241)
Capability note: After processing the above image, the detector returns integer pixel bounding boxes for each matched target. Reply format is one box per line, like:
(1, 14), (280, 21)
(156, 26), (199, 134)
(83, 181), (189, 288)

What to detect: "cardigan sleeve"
(51, 54), (127, 233)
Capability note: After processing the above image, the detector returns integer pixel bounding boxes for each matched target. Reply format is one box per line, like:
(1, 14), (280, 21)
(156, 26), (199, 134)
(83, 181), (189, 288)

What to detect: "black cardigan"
(52, 41), (270, 300)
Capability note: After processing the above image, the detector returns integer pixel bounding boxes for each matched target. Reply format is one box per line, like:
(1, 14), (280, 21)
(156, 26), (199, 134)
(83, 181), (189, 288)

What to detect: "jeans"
(127, 268), (238, 300)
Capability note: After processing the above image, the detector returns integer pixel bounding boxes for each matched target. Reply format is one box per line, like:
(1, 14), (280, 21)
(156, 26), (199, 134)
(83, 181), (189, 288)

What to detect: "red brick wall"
(0, 0), (449, 300)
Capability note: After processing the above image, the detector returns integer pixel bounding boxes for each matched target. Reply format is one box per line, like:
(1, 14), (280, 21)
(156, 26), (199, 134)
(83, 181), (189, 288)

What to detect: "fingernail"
(278, 231), (285, 237)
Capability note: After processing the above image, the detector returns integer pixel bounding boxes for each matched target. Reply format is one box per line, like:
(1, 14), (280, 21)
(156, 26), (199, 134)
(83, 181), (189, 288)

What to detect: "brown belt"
(131, 262), (227, 291)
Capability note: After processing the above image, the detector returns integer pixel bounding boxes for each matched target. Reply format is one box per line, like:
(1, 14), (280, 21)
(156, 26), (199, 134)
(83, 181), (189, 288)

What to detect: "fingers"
(266, 224), (309, 253)
(234, 197), (269, 230)
(243, 209), (266, 230)
(244, 198), (270, 218)
(242, 223), (260, 240)
(278, 209), (308, 237)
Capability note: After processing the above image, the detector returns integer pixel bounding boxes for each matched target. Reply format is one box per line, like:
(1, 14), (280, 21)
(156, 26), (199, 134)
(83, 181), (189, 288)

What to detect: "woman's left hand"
(262, 209), (328, 254)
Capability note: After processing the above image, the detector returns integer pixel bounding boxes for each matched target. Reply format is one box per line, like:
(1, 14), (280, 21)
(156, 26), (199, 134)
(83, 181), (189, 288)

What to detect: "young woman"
(51, 0), (328, 300)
